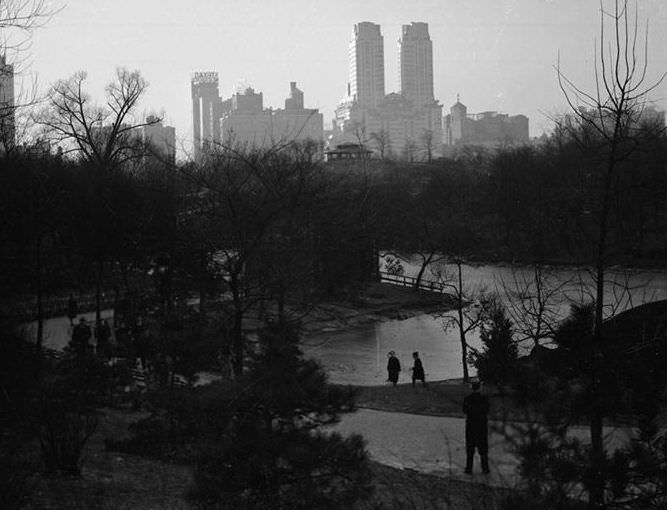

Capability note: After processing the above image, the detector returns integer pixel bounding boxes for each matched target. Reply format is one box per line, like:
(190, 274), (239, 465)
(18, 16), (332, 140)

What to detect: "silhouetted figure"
(411, 351), (426, 387)
(71, 317), (92, 356)
(387, 351), (401, 386)
(66, 295), (78, 326)
(95, 319), (112, 359)
(463, 382), (490, 474)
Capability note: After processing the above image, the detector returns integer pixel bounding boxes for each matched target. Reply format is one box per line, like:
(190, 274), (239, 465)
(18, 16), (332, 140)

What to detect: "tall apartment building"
(348, 22), (385, 108)
(191, 72), (222, 160)
(333, 22), (442, 160)
(0, 54), (15, 151)
(399, 22), (434, 108)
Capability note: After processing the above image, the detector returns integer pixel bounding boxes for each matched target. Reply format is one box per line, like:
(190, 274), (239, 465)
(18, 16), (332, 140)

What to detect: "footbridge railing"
(378, 271), (445, 293)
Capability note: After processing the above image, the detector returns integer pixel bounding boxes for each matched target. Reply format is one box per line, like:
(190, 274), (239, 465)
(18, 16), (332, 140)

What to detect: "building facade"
(399, 22), (434, 109)
(191, 79), (323, 154)
(444, 97), (529, 146)
(191, 72), (222, 160)
(348, 22), (385, 108)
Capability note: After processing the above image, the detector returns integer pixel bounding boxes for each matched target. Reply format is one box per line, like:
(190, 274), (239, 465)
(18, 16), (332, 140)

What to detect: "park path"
(28, 309), (114, 351)
(334, 408), (636, 488)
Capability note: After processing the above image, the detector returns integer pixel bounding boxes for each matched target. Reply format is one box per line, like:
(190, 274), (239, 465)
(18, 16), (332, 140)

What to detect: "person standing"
(387, 351), (401, 386)
(411, 351), (426, 387)
(463, 382), (490, 474)
(95, 319), (112, 359)
(66, 295), (78, 326)
(71, 317), (92, 356)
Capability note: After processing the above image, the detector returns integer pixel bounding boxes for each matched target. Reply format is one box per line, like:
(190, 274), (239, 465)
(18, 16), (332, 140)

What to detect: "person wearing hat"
(463, 381), (490, 474)
(71, 317), (92, 356)
(411, 351), (426, 387)
(386, 351), (401, 386)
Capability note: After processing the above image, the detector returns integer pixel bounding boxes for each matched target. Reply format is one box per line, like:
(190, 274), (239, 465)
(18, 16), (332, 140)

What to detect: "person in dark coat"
(463, 382), (490, 474)
(411, 351), (426, 387)
(95, 319), (112, 359)
(387, 351), (401, 386)
(66, 295), (78, 326)
(71, 317), (92, 355)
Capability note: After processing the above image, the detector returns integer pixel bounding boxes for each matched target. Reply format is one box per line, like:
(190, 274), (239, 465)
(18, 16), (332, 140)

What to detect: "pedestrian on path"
(463, 382), (490, 474)
(71, 317), (92, 355)
(95, 319), (112, 359)
(66, 295), (78, 326)
(387, 351), (401, 386)
(411, 351), (426, 387)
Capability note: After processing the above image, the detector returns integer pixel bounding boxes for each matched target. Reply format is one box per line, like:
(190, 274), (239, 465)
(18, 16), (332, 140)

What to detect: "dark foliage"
(471, 302), (519, 390)
(37, 351), (111, 474)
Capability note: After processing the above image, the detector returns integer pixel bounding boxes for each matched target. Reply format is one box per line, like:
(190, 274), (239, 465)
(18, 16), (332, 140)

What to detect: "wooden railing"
(378, 271), (445, 293)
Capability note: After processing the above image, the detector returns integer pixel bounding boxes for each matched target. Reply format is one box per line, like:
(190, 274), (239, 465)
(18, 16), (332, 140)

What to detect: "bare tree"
(181, 146), (324, 377)
(0, 0), (55, 66)
(0, 0), (58, 152)
(40, 68), (159, 171)
(403, 137), (417, 162)
(369, 129), (391, 160)
(420, 128), (434, 163)
(433, 259), (493, 383)
(556, 1), (666, 506)
(497, 264), (572, 349)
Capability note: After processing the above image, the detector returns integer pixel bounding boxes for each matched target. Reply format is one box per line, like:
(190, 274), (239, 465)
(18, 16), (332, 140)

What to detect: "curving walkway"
(334, 408), (636, 488)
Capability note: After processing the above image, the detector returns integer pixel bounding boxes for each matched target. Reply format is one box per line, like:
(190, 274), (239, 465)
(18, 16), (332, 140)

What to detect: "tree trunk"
(35, 235), (44, 377)
(457, 261), (469, 382)
(414, 252), (434, 290)
(198, 245), (207, 316)
(587, 125), (620, 510)
(230, 274), (244, 378)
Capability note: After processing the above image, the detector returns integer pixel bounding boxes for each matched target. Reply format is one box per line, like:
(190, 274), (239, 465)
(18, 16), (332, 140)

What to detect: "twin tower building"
(192, 22), (443, 161)
(333, 22), (443, 159)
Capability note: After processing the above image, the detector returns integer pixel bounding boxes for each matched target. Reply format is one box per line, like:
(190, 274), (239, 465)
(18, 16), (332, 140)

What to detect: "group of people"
(67, 295), (149, 367)
(386, 350), (426, 387)
(68, 316), (113, 357)
(386, 350), (491, 475)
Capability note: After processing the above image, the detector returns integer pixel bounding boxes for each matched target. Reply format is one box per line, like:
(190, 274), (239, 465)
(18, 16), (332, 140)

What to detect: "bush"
(37, 352), (110, 474)
(187, 319), (373, 508)
(471, 302), (519, 390)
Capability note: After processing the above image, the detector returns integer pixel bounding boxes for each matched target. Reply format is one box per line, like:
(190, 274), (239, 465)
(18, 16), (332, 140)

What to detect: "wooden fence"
(378, 271), (445, 293)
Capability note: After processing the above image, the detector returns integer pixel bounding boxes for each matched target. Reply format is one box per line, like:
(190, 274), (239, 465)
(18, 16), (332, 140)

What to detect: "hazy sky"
(19, 0), (667, 153)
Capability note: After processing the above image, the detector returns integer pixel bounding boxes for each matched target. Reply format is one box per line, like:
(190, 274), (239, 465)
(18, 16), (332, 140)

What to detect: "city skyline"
(20, 0), (667, 156)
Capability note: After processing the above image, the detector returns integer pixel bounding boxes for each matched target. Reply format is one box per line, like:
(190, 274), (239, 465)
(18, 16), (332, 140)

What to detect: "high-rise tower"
(348, 22), (385, 108)
(399, 22), (434, 108)
(191, 72), (221, 160)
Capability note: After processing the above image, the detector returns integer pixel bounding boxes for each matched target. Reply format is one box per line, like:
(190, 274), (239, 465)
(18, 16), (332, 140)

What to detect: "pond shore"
(299, 282), (452, 336)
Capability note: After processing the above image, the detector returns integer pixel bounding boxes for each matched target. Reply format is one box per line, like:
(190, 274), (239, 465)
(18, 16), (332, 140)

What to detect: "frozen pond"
(302, 313), (482, 386)
(303, 260), (667, 386)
